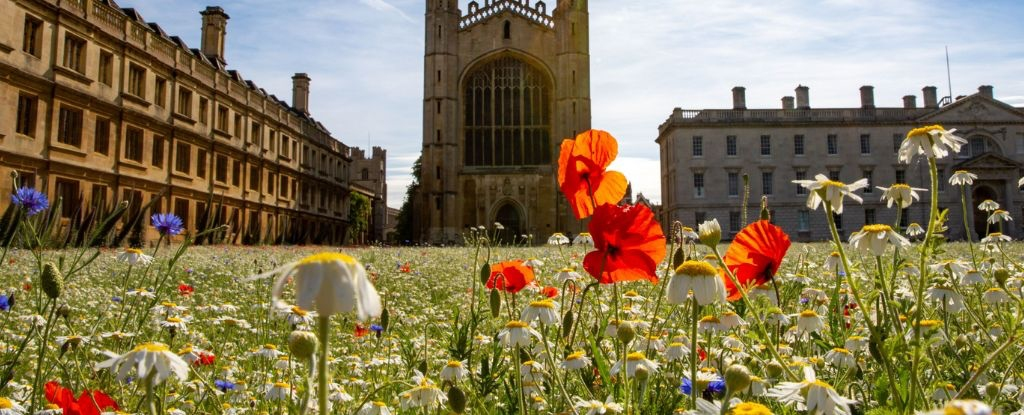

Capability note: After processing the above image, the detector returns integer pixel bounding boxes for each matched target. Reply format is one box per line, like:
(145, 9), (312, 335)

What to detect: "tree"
(348, 192), (371, 244)
(395, 156), (421, 243)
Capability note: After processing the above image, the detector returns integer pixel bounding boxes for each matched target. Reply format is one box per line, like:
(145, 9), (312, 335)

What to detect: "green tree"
(349, 192), (371, 244)
(396, 156), (421, 243)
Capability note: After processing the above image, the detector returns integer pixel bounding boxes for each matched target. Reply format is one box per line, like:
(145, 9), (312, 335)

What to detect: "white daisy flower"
(950, 170), (978, 186)
(668, 260), (725, 306)
(796, 310), (825, 335)
(95, 342), (189, 385)
(876, 184), (926, 209)
(719, 312), (746, 329)
(117, 248), (154, 265)
(981, 232), (1011, 243)
(921, 399), (992, 415)
(905, 223), (925, 237)
(497, 321), (540, 349)
(439, 360), (468, 382)
(265, 382), (295, 401)
(521, 299), (560, 326)
(983, 288), (1010, 304)
(610, 352), (658, 378)
(987, 210), (1012, 225)
(926, 285), (964, 313)
(519, 360), (545, 382)
(574, 396), (623, 415)
(932, 383), (958, 402)
(767, 366), (856, 415)
(357, 401), (393, 415)
(792, 174), (868, 214)
(0, 397), (26, 415)
(561, 351), (592, 371)
(848, 224), (910, 256)
(978, 199), (1000, 212)
(898, 125), (967, 163)
(247, 252), (381, 321)
(824, 348), (857, 369)
(573, 232), (594, 246)
(556, 267), (582, 283)
(399, 371), (446, 409)
(547, 233), (570, 245)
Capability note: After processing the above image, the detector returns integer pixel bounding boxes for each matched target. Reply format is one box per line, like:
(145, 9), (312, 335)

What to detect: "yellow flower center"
(799, 309), (818, 318)
(822, 180), (845, 188)
(264, 344), (277, 350)
(889, 183), (911, 191)
(829, 251), (840, 257)
(0, 398), (12, 409)
(45, 403), (60, 409)
(669, 342), (684, 348)
(625, 352), (646, 361)
(862, 224), (893, 233)
(505, 320), (529, 329)
(917, 319), (942, 328)
(578, 232), (591, 237)
(447, 360), (463, 367)
(273, 382), (290, 388)
(907, 124), (945, 140)
(126, 248), (144, 255)
(133, 342), (170, 353)
(166, 317), (182, 323)
(730, 402), (772, 415)
(954, 170), (969, 175)
(831, 347), (851, 355)
(676, 260), (717, 277)
(297, 252), (357, 265)
(178, 346), (193, 354)
(373, 401), (387, 407)
(291, 306), (308, 316)
(529, 300), (555, 309)
(700, 315), (720, 323)
(810, 379), (835, 390)
(566, 351), (585, 360)
(161, 301), (177, 308)
(624, 290), (639, 297)
(945, 406), (966, 415)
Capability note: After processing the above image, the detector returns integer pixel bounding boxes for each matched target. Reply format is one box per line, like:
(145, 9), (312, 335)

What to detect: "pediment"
(952, 152), (1023, 171)
(918, 94), (1024, 124)
(461, 0), (554, 30)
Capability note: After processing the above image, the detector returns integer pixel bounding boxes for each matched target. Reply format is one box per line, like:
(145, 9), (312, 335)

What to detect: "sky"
(127, 0), (1024, 208)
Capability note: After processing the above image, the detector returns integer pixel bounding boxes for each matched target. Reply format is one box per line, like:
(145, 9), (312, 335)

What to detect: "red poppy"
(354, 324), (369, 338)
(197, 351), (216, 366)
(486, 260), (536, 293)
(177, 284), (194, 296)
(45, 381), (120, 415)
(399, 262), (412, 273)
(541, 286), (559, 298)
(558, 130), (629, 219)
(721, 220), (791, 301)
(582, 203), (666, 284)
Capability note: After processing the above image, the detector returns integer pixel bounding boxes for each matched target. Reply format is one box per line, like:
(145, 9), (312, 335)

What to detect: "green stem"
(908, 158), (941, 414)
(959, 187), (978, 268)
(689, 297), (699, 410)
(317, 316), (330, 415)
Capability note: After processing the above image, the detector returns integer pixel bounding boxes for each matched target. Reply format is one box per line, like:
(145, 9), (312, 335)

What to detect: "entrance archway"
(493, 201), (523, 244)
(973, 185), (998, 239)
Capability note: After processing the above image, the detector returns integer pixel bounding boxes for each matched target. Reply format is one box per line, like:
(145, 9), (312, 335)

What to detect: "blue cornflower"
(151, 213), (184, 236)
(370, 324), (384, 333)
(680, 375), (726, 395)
(215, 379), (236, 392)
(0, 294), (11, 311)
(111, 296), (123, 303)
(11, 187), (49, 216)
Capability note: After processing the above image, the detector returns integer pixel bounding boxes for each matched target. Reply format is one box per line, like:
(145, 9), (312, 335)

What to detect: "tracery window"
(463, 57), (551, 167)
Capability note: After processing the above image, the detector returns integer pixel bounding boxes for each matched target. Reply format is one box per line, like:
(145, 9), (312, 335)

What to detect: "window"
(693, 172), (705, 198)
(865, 208), (876, 225)
(151, 136), (164, 168)
(827, 134), (838, 155)
(232, 160), (241, 187)
(361, 168), (370, 180)
(280, 135), (290, 157)
(154, 77), (167, 107)
(695, 211), (706, 225)
(23, 16), (43, 57)
(760, 135), (771, 155)
(175, 142), (190, 173)
(251, 122), (262, 147)
(57, 105), (83, 147)
(177, 88), (193, 117)
(198, 98), (209, 124)
(249, 165), (260, 190)
(794, 134), (805, 155)
(795, 171), (807, 195)
(692, 136), (703, 157)
(127, 63), (146, 97)
(729, 211), (741, 233)
(16, 171), (36, 188)
(895, 169), (906, 184)
(863, 170), (873, 193)
(94, 118), (110, 155)
(91, 184), (107, 207)
(860, 134), (871, 154)
(98, 51), (113, 86)
(833, 212), (843, 231)
(798, 210), (810, 231)
(762, 171), (773, 196)
(234, 114), (243, 138)
(216, 106), (229, 131)
(728, 172), (739, 197)
(893, 133), (902, 153)
(124, 127), (143, 162)
(503, 20), (511, 39)
(62, 33), (86, 73)
(269, 131), (277, 152)
(196, 150), (207, 179)
(280, 175), (289, 198)
(54, 178), (80, 218)
(16, 93), (37, 137)
(829, 170), (841, 182)
(900, 208), (909, 229)
(173, 198), (190, 231)
(726, 135), (737, 156)
(267, 173), (275, 195)
(215, 154), (228, 183)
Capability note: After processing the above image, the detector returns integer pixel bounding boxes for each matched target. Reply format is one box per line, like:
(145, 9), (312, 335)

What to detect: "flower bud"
(955, 334), (969, 350)
(984, 382), (1000, 400)
(561, 309), (574, 338)
(480, 263), (491, 285)
(698, 219), (721, 248)
(993, 269), (1010, 287)
(616, 321), (635, 345)
(489, 289), (501, 318)
(287, 331), (318, 360)
(56, 303), (71, 319)
(634, 366), (650, 384)
(447, 385), (467, 413)
(41, 262), (64, 299)
(765, 361), (784, 379)
(380, 307), (391, 331)
(724, 364), (752, 392)
(672, 247), (685, 269)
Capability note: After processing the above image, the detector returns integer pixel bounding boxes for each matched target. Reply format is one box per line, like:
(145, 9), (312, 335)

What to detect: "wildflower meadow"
(0, 126), (1023, 415)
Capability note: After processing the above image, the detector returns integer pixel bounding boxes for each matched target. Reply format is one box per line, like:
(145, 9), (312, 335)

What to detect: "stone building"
(416, 0), (592, 244)
(0, 0), (377, 244)
(350, 146), (387, 242)
(657, 84), (1024, 241)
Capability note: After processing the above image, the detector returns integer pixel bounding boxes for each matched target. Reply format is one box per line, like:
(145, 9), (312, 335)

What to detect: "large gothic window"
(464, 57), (551, 167)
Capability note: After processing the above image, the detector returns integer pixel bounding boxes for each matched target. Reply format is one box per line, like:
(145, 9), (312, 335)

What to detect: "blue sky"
(128, 0), (1024, 208)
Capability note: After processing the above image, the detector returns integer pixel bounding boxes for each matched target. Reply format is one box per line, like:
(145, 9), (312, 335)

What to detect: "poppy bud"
(724, 364), (752, 392)
(288, 331), (318, 360)
(616, 321), (635, 345)
(380, 307), (391, 331)
(480, 263), (491, 285)
(561, 309), (574, 338)
(489, 289), (501, 318)
(418, 360), (428, 375)
(56, 303), (71, 319)
(480, 358), (490, 377)
(765, 361), (784, 379)
(41, 262), (64, 299)
(672, 247), (685, 269)
(448, 385), (467, 413)
(759, 196), (771, 221)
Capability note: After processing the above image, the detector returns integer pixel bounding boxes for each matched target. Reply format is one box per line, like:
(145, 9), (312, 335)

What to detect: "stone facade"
(416, 0), (591, 244)
(350, 146), (387, 242)
(0, 0), (378, 245)
(657, 84), (1024, 242)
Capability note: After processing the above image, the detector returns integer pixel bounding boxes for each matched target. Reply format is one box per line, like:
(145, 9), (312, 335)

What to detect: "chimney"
(859, 85), (875, 109)
(795, 85), (810, 109)
(978, 85), (994, 99)
(902, 95), (917, 109)
(781, 96), (795, 110)
(732, 86), (746, 110)
(292, 73), (311, 114)
(200, 6), (229, 66)
(923, 86), (938, 108)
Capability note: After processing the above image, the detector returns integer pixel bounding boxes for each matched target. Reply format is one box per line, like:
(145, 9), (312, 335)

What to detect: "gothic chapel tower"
(419, 0), (591, 243)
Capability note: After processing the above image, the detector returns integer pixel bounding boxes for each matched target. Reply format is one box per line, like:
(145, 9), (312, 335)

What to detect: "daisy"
(877, 184), (926, 209)
(547, 233), (570, 245)
(719, 312), (747, 329)
(796, 310), (825, 335)
(439, 360), (468, 382)
(95, 342), (189, 385)
(117, 248), (154, 265)
(556, 267), (582, 283)
(667, 260), (726, 306)
(521, 299), (560, 326)
(160, 316), (189, 334)
(497, 321), (540, 348)
(898, 125), (967, 163)
(680, 369), (725, 396)
(99, 331), (136, 341)
(281, 305), (316, 327)
(982, 288), (1010, 304)
(981, 232), (1011, 243)
(247, 252), (382, 321)
(357, 401), (393, 415)
(921, 399), (992, 415)
(932, 383), (958, 402)
(767, 366), (856, 415)
(950, 170), (978, 186)
(844, 335), (868, 352)
(523, 258), (544, 268)
(792, 174), (868, 214)
(824, 348), (857, 369)
(987, 210), (1012, 225)
(573, 232), (594, 246)
(962, 269), (984, 285)
(906, 319), (946, 344)
(978, 199), (1000, 212)
(680, 226), (699, 242)
(561, 351), (592, 370)
(823, 251), (842, 273)
(610, 352), (659, 378)
(848, 224), (910, 256)
(905, 223), (925, 237)
(252, 344), (284, 359)
(0, 397), (26, 415)
(125, 288), (155, 299)
(698, 316), (726, 333)
(151, 301), (187, 317)
(35, 403), (62, 414)
(926, 284), (965, 313)
(399, 371), (446, 409)
(519, 360), (545, 382)
(574, 396), (623, 415)
(265, 382), (295, 401)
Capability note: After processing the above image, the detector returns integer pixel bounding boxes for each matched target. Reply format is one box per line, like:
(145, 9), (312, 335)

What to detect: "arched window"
(463, 57), (551, 167)
(503, 21), (511, 39)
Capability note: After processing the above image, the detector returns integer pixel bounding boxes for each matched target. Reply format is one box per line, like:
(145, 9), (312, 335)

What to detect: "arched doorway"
(494, 202), (523, 244)
(973, 185), (998, 239)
